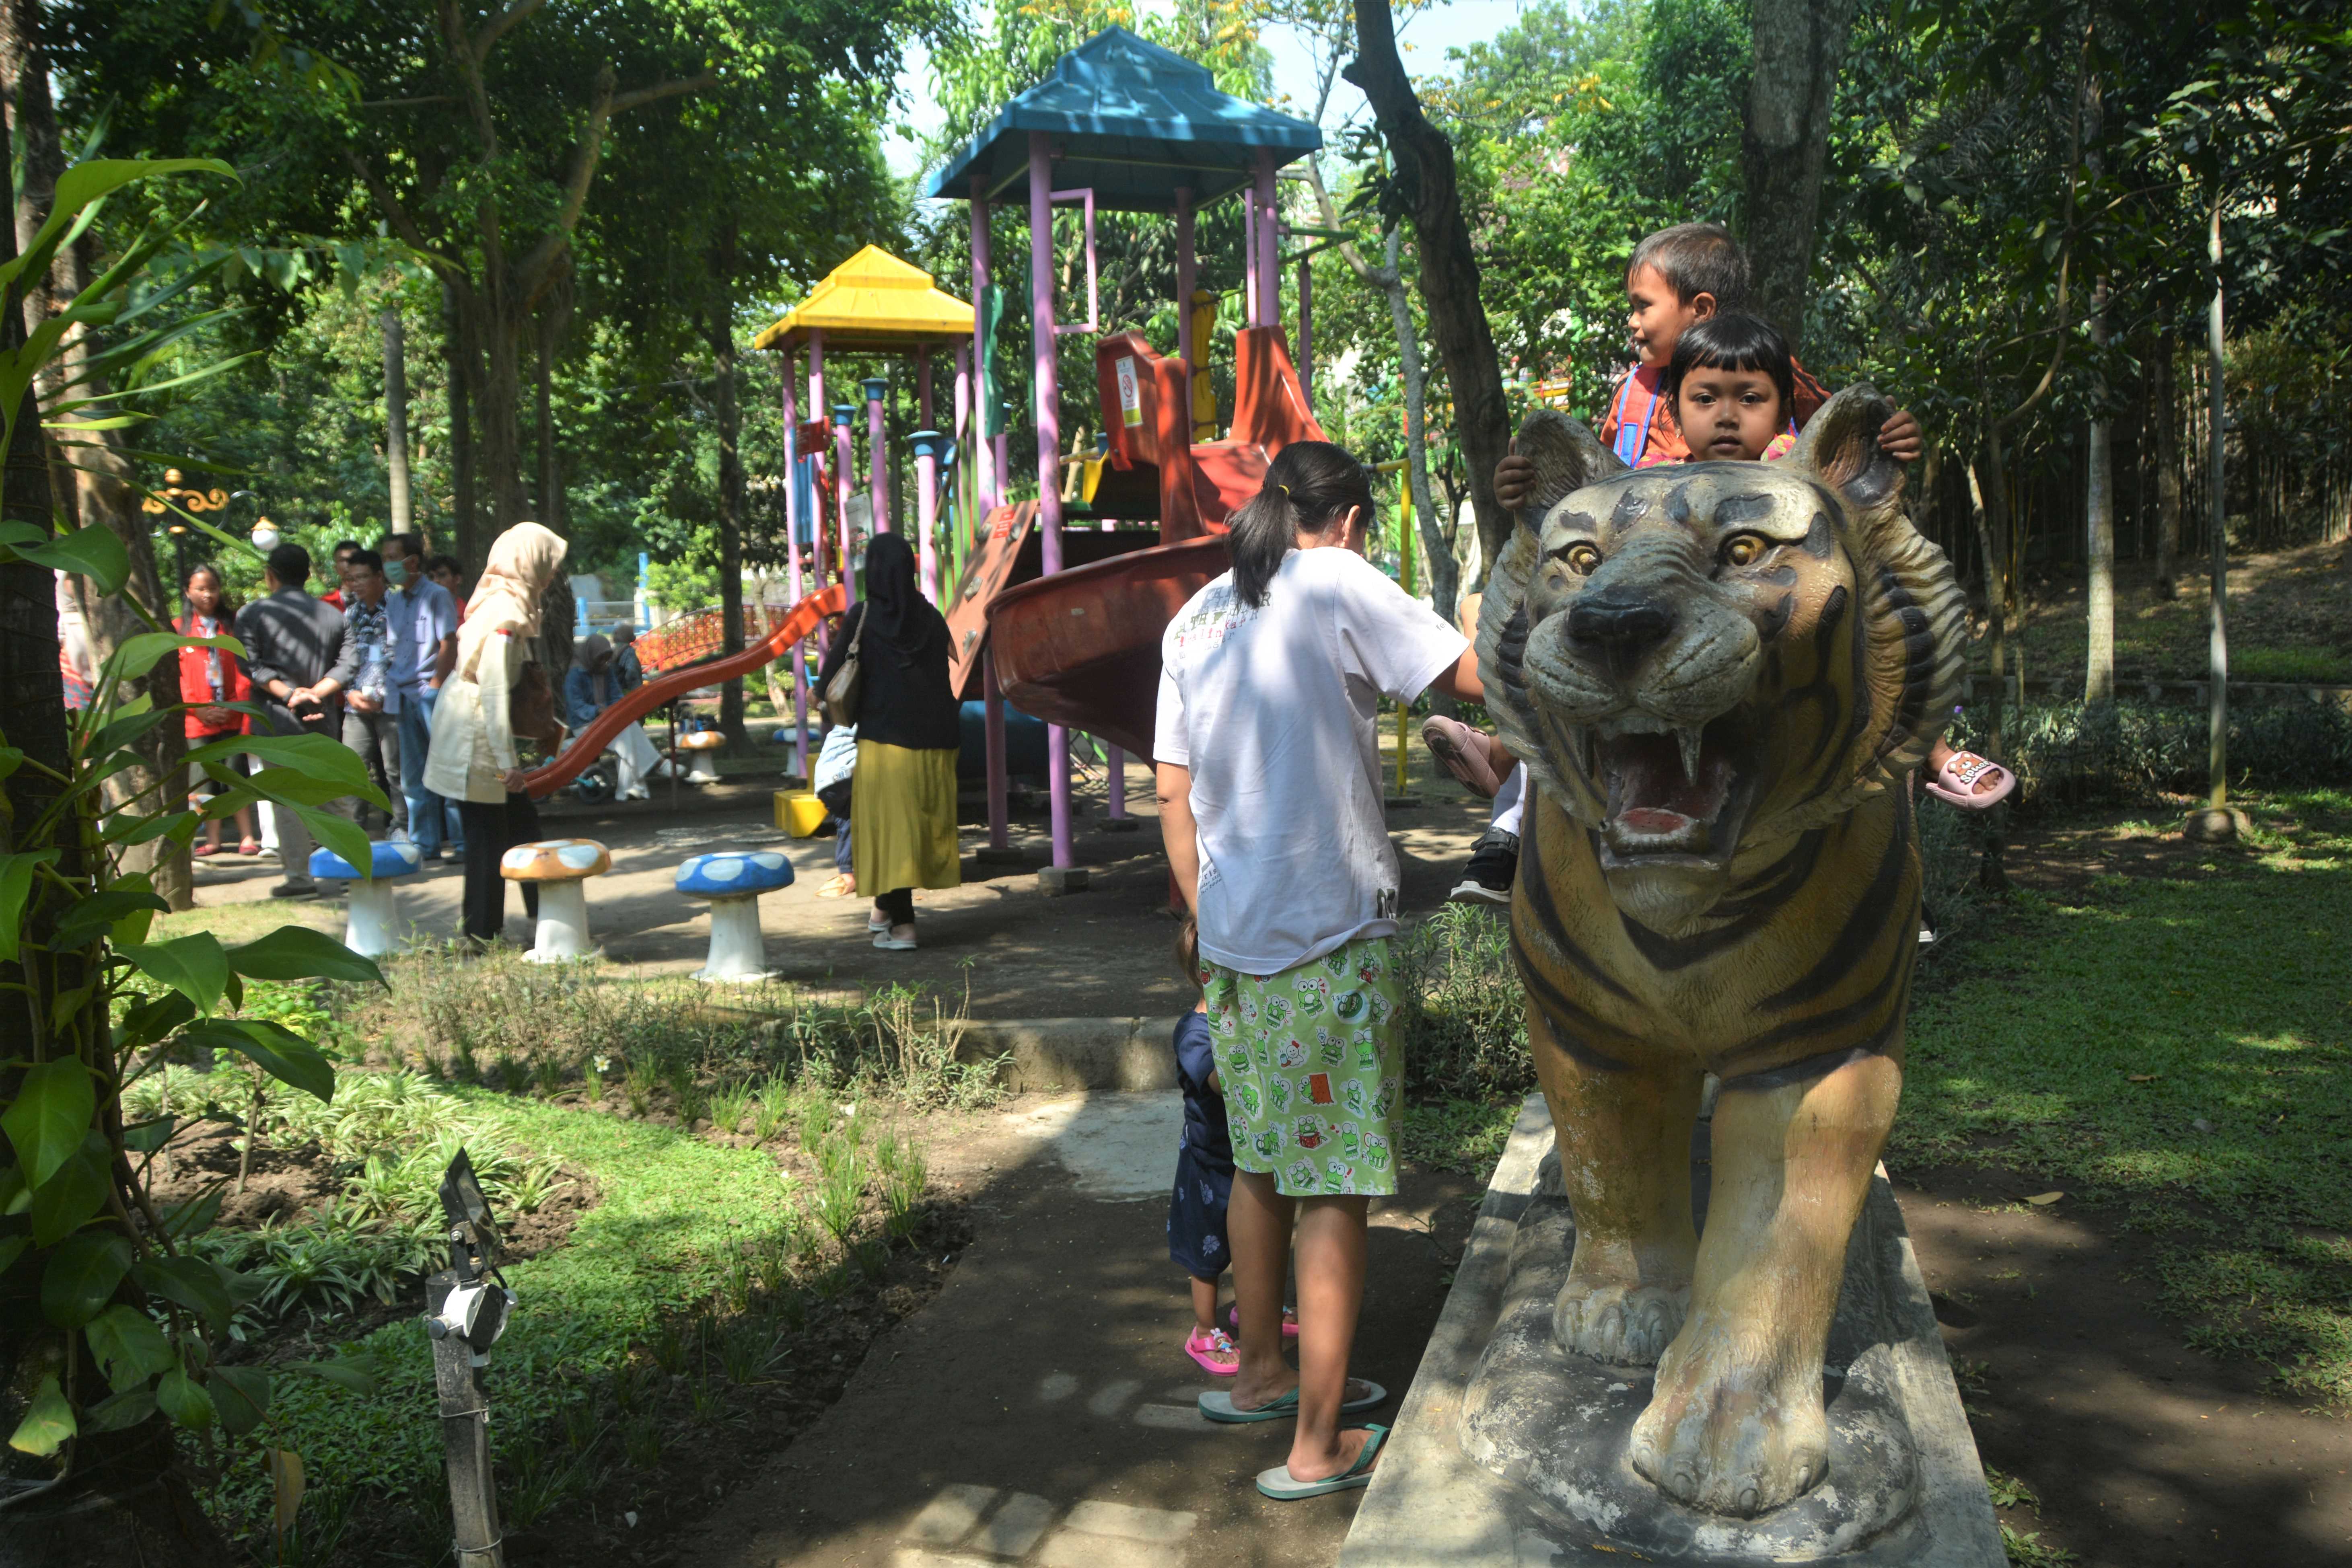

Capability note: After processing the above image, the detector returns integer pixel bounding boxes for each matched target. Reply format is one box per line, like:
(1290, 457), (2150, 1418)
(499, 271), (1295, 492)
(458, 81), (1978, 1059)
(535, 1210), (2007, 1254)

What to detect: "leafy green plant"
(751, 1074), (793, 1143)
(875, 1126), (927, 1239)
(1396, 905), (1534, 1102)
(795, 1084), (835, 1150)
(707, 1080), (753, 1138)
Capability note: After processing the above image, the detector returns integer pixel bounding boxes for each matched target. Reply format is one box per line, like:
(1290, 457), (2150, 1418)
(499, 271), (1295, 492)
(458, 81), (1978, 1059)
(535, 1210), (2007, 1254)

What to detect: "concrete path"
(678, 1091), (1480, 1568)
(185, 752), (1492, 1020)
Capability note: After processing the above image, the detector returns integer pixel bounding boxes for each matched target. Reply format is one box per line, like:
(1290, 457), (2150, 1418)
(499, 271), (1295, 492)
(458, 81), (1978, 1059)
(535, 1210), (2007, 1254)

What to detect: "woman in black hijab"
(816, 532), (963, 949)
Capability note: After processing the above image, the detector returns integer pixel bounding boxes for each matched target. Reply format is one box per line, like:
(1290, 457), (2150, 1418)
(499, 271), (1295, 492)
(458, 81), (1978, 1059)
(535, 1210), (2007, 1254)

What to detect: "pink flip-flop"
(1421, 715), (1505, 799)
(1185, 1326), (1239, 1375)
(1924, 750), (2017, 810)
(1228, 1304), (1302, 1341)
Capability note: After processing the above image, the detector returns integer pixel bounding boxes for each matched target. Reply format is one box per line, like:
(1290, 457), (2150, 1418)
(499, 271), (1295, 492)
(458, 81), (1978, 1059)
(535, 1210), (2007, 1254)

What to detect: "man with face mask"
(379, 530), (461, 859)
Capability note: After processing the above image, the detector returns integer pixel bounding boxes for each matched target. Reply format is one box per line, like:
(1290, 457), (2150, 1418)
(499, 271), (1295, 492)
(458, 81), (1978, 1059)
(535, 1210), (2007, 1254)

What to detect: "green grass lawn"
(1895, 789), (2352, 1402)
(220, 1091), (804, 1535)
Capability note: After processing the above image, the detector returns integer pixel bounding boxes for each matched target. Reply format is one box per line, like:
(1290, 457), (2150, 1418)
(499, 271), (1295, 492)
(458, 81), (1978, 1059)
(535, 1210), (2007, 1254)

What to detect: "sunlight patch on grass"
(1895, 801), (2352, 1402)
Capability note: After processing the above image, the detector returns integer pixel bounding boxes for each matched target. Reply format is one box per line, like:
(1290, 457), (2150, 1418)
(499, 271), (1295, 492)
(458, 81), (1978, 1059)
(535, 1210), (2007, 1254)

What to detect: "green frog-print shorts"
(1201, 933), (1404, 1197)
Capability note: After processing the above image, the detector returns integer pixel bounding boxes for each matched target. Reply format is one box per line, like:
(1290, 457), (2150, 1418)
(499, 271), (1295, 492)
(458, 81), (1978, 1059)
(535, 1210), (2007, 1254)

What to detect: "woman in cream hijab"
(424, 522), (568, 945)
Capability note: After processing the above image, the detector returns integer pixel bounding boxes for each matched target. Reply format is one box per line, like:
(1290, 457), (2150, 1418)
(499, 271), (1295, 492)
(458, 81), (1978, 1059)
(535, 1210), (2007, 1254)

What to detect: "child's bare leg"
(1190, 1274), (1221, 1334)
(1287, 1196), (1375, 1483)
(1229, 1169), (1297, 1411)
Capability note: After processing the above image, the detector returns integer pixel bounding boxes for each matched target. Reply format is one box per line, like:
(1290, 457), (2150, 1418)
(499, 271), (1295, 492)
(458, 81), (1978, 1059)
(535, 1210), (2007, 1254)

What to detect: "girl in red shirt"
(177, 565), (260, 856)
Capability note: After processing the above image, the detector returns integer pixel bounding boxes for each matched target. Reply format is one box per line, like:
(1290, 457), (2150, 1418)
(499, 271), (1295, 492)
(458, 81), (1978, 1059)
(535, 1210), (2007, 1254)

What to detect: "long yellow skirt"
(851, 741), (963, 895)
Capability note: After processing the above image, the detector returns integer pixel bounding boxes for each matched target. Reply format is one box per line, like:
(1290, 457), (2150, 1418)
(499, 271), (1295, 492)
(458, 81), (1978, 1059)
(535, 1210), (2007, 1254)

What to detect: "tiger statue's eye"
(1563, 543), (1602, 575)
(1720, 533), (1769, 568)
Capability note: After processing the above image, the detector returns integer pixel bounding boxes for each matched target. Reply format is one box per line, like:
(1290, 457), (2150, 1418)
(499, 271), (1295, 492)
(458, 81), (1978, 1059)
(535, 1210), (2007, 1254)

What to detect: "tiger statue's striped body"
(1475, 388), (1966, 1520)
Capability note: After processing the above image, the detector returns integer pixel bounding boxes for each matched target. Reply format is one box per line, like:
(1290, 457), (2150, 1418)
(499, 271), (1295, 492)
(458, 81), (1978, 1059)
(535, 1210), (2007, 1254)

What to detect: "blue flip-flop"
(1198, 1381), (1387, 1424)
(1256, 1425), (1389, 1500)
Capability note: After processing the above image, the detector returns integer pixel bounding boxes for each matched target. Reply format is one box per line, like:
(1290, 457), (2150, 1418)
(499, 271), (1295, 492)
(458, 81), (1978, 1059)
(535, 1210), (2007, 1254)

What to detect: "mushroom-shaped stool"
(678, 728), (725, 785)
(500, 839), (612, 962)
(308, 841), (424, 958)
(675, 850), (795, 982)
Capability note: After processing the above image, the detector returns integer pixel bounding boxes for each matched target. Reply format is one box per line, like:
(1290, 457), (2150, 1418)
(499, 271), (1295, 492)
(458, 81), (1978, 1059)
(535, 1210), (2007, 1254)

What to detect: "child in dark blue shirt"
(1169, 918), (1240, 1373)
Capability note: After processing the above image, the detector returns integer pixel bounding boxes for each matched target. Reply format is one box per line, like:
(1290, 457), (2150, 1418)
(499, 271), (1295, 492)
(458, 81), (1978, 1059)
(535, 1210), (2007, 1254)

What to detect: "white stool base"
(685, 755), (721, 785)
(342, 882), (403, 958)
(694, 894), (774, 982)
(525, 879), (595, 963)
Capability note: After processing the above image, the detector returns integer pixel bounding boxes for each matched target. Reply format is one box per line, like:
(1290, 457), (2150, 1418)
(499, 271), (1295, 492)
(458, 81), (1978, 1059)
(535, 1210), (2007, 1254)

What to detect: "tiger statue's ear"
(1477, 409), (1626, 800)
(1512, 407), (1624, 529)
(1788, 384), (1967, 785)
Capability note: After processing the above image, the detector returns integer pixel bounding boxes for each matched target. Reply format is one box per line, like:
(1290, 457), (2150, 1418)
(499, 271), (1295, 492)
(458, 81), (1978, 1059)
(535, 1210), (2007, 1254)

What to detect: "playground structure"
(521, 29), (1342, 869)
(751, 247), (977, 779)
(922, 26), (1328, 874)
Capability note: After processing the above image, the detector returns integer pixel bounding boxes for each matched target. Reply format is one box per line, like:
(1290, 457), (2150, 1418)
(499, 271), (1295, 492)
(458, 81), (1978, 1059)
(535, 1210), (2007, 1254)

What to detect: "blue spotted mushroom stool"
(675, 849), (795, 982)
(309, 840), (424, 958)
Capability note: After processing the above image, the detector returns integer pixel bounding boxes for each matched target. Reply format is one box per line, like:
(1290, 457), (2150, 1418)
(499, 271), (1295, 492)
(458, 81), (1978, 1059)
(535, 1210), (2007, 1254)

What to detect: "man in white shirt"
(380, 531), (461, 859)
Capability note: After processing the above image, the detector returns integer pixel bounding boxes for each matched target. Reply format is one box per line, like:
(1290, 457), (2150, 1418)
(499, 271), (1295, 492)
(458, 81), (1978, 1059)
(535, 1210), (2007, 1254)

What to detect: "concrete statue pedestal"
(1341, 1095), (2003, 1568)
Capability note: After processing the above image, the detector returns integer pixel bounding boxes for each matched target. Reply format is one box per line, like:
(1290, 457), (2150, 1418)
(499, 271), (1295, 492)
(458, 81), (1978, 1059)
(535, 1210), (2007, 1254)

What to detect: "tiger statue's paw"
(1627, 1329), (1829, 1517)
(1552, 1278), (1689, 1367)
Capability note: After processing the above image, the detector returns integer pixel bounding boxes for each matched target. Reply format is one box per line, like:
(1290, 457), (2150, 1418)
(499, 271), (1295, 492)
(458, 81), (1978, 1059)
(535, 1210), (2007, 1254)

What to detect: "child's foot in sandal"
(1184, 1326), (1239, 1375)
(1924, 744), (2016, 809)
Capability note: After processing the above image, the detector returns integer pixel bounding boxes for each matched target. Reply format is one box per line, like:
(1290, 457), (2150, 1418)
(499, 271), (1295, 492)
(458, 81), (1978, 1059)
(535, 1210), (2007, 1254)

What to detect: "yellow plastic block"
(776, 791), (829, 838)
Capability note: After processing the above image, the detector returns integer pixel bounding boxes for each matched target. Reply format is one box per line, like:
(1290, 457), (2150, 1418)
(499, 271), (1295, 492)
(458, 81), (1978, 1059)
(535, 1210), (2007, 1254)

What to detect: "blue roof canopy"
(921, 28), (1322, 213)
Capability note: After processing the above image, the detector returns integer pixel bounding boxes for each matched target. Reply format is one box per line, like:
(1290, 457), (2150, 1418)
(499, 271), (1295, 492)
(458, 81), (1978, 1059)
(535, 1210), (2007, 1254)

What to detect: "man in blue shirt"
(379, 532), (461, 859)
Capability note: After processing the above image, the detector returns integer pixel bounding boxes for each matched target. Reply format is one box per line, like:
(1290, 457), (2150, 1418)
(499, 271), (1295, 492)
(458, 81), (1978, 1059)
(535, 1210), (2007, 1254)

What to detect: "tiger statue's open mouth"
(1584, 712), (1754, 865)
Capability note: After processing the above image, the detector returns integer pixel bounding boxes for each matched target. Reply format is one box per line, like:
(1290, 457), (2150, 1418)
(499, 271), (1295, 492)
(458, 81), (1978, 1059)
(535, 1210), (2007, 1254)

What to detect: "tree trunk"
(708, 249), (749, 745)
(531, 296), (573, 675)
(2084, 280), (2114, 705)
(2202, 198), (2229, 823)
(1740, 0), (1860, 347)
(383, 304), (413, 531)
(2152, 330), (2179, 599)
(1379, 234), (1458, 625)
(444, 280), (479, 571)
(1346, 0), (1514, 581)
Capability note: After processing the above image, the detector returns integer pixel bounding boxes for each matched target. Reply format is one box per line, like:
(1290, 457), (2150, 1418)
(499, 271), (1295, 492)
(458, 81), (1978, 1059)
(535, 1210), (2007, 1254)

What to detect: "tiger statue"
(1474, 386), (1966, 1519)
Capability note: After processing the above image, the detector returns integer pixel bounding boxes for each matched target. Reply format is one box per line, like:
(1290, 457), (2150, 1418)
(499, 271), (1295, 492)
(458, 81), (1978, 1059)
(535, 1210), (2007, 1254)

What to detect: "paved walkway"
(185, 751), (1492, 1019)
(679, 1091), (1480, 1568)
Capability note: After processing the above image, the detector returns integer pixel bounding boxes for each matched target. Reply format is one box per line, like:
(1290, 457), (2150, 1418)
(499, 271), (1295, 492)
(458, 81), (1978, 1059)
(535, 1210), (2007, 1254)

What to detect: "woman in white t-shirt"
(1154, 442), (1482, 1500)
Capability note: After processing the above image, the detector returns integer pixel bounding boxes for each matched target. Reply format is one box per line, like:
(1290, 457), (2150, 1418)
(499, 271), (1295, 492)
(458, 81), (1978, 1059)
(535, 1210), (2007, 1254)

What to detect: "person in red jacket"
(177, 564), (259, 856)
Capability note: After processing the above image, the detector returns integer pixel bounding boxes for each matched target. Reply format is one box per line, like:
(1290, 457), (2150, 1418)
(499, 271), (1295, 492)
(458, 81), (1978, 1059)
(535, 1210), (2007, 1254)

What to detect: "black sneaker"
(269, 878), (317, 900)
(1447, 830), (1519, 906)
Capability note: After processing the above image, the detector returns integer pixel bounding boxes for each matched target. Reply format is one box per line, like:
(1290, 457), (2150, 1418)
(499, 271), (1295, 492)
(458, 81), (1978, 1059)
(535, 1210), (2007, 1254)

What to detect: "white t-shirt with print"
(1154, 545), (1467, 977)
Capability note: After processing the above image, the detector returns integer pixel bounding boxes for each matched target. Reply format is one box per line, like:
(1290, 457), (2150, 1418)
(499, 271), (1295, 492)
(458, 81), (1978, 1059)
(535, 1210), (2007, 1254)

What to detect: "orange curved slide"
(520, 584), (848, 799)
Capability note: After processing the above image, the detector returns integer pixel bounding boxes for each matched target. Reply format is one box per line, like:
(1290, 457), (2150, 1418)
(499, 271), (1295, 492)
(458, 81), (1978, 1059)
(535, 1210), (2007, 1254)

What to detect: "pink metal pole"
(1255, 150), (1281, 331)
(832, 400), (857, 602)
(916, 356), (936, 599)
(781, 351), (809, 779)
(1243, 196), (1258, 329)
(984, 655), (1010, 851)
(863, 375), (889, 533)
(970, 178), (1008, 847)
(1175, 191), (1196, 366)
(911, 428), (941, 604)
(1029, 130), (1072, 871)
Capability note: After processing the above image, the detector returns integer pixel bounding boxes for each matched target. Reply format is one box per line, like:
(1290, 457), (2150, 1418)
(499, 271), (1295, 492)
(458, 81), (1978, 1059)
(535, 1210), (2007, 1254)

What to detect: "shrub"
(1395, 905), (1533, 1103)
(1953, 697), (2352, 808)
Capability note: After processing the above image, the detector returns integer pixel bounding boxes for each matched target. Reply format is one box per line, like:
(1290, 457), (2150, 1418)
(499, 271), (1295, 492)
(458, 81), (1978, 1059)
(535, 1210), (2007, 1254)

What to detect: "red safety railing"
(520, 583), (847, 798)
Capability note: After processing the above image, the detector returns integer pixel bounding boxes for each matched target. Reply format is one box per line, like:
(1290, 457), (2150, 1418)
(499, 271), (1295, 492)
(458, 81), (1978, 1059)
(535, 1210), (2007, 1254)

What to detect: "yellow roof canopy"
(753, 245), (975, 353)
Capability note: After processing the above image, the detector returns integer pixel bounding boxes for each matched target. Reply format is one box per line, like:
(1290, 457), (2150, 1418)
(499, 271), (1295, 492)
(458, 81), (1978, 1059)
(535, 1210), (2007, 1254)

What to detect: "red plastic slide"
(1093, 325), (1326, 542)
(519, 583), (848, 798)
